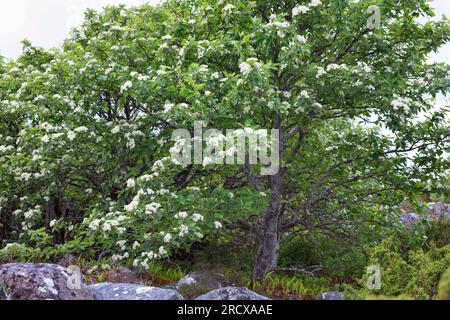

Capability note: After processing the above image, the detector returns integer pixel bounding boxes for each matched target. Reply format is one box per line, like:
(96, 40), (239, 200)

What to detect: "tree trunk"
(253, 169), (284, 280)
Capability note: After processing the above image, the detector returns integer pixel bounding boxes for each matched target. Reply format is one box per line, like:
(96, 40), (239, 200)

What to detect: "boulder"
(316, 291), (344, 300)
(89, 283), (184, 300)
(195, 287), (270, 300)
(0, 263), (93, 300)
(175, 271), (227, 291)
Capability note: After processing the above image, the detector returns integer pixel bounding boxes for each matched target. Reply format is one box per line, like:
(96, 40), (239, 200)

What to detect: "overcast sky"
(0, 0), (448, 63)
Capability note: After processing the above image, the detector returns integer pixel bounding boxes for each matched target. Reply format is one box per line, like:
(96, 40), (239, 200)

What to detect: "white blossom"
(316, 67), (327, 77)
(67, 131), (76, 141)
(145, 202), (161, 214)
(0, 145), (14, 153)
(176, 211), (188, 219)
(124, 198), (139, 212)
(20, 173), (32, 181)
(222, 4), (235, 14)
(179, 224), (189, 236)
(102, 222), (112, 232)
(195, 232), (204, 239)
(300, 90), (310, 99)
(391, 95), (411, 112)
(297, 35), (307, 44)
(120, 80), (133, 92)
(292, 5), (310, 17)
(239, 62), (252, 75)
(159, 246), (167, 256)
(127, 178), (136, 188)
(89, 219), (101, 231)
(192, 213), (204, 222)
(74, 126), (88, 133)
(163, 103), (174, 113)
(111, 126), (120, 134)
(163, 233), (172, 243)
(126, 138), (135, 149)
(202, 156), (215, 166)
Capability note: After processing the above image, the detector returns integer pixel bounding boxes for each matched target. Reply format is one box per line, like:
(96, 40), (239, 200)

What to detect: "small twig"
(274, 265), (325, 277)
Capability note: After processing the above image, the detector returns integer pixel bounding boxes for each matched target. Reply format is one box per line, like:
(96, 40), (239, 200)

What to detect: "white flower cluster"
(112, 252), (129, 262)
(86, 213), (129, 235)
(17, 172), (32, 182)
(49, 219), (58, 228)
(179, 224), (189, 237)
(391, 95), (412, 112)
(292, 5), (310, 16)
(145, 202), (161, 215)
(120, 80), (133, 93)
(152, 157), (171, 172)
(124, 192), (142, 212)
(316, 67), (327, 78)
(222, 4), (235, 14)
(163, 233), (172, 243)
(23, 206), (41, 220)
(265, 16), (291, 38)
(1, 243), (22, 253)
(239, 58), (262, 75)
(292, 1), (322, 17)
(127, 178), (136, 188)
(357, 62), (373, 73)
(192, 213), (204, 222)
(67, 131), (76, 141)
(163, 102), (175, 114)
(0, 145), (14, 153)
(175, 211), (188, 219)
(326, 64), (348, 72)
(111, 126), (120, 134)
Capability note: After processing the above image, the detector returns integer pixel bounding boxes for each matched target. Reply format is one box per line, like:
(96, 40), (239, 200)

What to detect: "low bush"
(345, 240), (450, 300)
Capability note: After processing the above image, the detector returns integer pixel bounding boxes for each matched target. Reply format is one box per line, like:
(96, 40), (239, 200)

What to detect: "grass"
(250, 274), (330, 300)
(72, 257), (187, 287)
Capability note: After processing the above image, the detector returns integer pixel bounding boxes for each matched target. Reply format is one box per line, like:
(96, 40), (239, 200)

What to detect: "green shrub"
(437, 268), (450, 300)
(279, 232), (369, 279)
(345, 239), (450, 300)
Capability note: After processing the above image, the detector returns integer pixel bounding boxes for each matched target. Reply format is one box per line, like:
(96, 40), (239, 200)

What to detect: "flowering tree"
(0, 0), (449, 279)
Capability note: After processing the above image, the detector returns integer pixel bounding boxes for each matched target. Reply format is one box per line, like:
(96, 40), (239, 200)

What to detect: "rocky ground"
(0, 263), (341, 300)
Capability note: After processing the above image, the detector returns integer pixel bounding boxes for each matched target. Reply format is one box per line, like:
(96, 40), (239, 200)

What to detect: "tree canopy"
(0, 0), (448, 279)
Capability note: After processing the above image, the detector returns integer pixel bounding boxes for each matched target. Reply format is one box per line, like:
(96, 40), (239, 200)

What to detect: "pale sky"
(0, 0), (158, 59)
(0, 0), (448, 63)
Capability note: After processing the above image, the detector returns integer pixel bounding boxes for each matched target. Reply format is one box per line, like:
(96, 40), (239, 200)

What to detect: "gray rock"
(176, 271), (226, 291)
(195, 287), (270, 300)
(0, 263), (93, 300)
(316, 291), (344, 300)
(89, 283), (183, 300)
